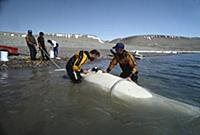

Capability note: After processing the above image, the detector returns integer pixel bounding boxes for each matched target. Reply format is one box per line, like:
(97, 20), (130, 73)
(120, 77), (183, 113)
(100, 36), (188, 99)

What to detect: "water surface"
(0, 54), (200, 135)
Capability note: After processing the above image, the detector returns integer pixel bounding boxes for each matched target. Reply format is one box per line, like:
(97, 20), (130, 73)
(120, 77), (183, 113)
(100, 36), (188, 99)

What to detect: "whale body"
(82, 70), (152, 99)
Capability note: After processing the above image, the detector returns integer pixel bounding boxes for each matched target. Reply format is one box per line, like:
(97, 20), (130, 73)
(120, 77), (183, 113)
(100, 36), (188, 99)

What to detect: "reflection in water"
(0, 72), (8, 80)
(0, 71), (8, 86)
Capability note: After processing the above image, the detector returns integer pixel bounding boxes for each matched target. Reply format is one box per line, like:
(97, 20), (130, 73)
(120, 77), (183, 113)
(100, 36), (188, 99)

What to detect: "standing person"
(66, 49), (100, 83)
(47, 39), (59, 58)
(106, 43), (138, 82)
(37, 32), (49, 60)
(25, 30), (37, 60)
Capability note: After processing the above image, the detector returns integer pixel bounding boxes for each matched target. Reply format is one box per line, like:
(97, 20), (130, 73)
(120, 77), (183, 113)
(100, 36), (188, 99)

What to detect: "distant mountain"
(109, 38), (122, 44)
(0, 32), (105, 47)
(1, 32), (200, 50)
(110, 35), (200, 51)
(45, 33), (105, 44)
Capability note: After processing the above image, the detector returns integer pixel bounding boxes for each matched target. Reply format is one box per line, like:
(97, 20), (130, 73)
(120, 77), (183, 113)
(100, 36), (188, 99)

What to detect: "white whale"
(82, 71), (200, 116)
(81, 70), (152, 99)
(55, 68), (200, 116)
(55, 68), (152, 98)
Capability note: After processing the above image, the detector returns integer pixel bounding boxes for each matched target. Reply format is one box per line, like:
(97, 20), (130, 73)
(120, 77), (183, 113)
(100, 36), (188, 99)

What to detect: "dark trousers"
(28, 45), (37, 60)
(120, 72), (138, 83)
(53, 47), (58, 57)
(40, 47), (49, 60)
(66, 63), (82, 83)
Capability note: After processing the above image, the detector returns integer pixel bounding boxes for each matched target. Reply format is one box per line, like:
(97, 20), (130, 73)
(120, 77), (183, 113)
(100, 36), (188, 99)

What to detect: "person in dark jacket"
(106, 43), (138, 82)
(37, 32), (49, 60)
(66, 49), (100, 83)
(25, 30), (37, 60)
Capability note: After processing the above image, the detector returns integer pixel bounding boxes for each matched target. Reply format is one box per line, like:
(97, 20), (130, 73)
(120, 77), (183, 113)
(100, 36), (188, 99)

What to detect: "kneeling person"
(66, 49), (100, 83)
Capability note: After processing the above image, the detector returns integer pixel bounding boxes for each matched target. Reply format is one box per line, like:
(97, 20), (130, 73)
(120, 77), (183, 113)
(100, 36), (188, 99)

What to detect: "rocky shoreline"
(0, 46), (114, 71)
(0, 56), (68, 71)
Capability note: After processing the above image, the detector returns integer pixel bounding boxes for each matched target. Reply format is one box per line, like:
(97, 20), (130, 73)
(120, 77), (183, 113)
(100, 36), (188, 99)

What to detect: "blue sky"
(0, 0), (200, 40)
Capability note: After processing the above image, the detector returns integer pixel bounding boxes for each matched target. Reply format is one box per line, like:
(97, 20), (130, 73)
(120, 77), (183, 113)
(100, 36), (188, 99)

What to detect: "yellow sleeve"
(72, 51), (81, 71)
(72, 51), (88, 72)
(73, 65), (80, 71)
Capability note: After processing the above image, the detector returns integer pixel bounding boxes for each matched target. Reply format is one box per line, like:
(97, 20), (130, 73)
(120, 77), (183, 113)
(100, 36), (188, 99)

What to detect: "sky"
(0, 0), (200, 40)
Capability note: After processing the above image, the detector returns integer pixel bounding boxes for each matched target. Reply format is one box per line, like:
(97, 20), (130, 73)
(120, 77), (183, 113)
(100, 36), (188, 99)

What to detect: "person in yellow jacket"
(66, 49), (100, 83)
(106, 43), (138, 82)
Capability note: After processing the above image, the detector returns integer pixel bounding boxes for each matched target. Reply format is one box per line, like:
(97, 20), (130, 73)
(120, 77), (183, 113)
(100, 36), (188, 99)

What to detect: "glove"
(106, 68), (111, 73)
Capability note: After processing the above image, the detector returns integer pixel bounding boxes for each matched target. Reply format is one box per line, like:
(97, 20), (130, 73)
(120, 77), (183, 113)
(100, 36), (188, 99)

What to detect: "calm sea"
(0, 54), (200, 135)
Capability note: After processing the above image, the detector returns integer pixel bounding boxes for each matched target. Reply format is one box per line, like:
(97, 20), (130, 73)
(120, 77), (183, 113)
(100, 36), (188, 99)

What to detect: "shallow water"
(0, 54), (200, 135)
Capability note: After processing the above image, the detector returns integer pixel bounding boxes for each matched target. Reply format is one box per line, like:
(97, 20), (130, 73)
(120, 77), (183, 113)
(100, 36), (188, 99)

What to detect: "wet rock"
(0, 57), (68, 71)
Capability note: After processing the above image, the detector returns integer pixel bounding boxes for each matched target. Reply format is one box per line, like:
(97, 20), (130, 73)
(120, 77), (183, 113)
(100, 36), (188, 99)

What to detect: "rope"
(39, 46), (61, 69)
